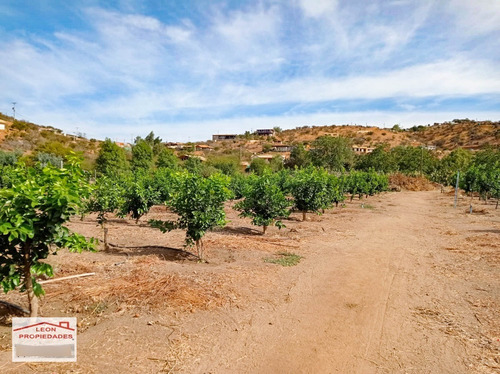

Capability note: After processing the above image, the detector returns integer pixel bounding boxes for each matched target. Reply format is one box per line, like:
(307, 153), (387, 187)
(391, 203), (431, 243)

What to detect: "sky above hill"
(0, 0), (499, 142)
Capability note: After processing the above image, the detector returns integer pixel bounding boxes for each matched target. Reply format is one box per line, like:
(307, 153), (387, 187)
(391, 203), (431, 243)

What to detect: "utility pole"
(12, 102), (16, 120)
(420, 147), (423, 176)
(454, 171), (460, 209)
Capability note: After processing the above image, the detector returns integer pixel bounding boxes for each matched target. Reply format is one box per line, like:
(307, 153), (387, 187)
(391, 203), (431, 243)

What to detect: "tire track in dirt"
(189, 191), (476, 373)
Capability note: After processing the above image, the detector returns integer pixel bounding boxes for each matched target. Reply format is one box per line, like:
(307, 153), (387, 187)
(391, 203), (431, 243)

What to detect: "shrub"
(235, 173), (291, 233)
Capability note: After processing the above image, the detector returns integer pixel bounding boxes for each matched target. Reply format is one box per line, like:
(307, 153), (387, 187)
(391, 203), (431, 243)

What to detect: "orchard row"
(86, 166), (389, 257)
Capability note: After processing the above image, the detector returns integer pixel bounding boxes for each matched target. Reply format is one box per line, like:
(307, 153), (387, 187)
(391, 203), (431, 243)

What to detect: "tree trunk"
(335, 201), (339, 208)
(195, 239), (203, 260)
(263, 225), (267, 235)
(496, 200), (498, 209)
(103, 223), (109, 251)
(302, 211), (307, 221)
(23, 243), (38, 317)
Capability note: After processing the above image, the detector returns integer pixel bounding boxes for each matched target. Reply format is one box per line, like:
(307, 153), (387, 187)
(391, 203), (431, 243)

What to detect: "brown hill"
(277, 119), (499, 151)
(0, 113), (498, 165)
(0, 113), (100, 169)
(407, 119), (499, 150)
(203, 119), (499, 159)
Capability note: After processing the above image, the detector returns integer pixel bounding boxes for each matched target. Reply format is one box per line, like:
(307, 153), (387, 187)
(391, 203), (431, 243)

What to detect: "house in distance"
(255, 129), (275, 136)
(212, 134), (237, 141)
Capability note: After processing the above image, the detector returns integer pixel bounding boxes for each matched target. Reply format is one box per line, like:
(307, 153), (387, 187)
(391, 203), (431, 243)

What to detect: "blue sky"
(0, 0), (499, 142)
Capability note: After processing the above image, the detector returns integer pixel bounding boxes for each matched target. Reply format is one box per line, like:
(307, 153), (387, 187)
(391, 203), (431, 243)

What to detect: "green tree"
(0, 150), (21, 167)
(433, 148), (472, 185)
(356, 144), (395, 173)
(95, 138), (129, 176)
(131, 139), (154, 171)
(35, 141), (72, 158)
(229, 173), (251, 199)
(156, 147), (179, 169)
(35, 152), (63, 168)
(326, 174), (345, 207)
(150, 173), (232, 260)
(235, 173), (291, 234)
(184, 156), (203, 174)
(152, 168), (179, 204)
(460, 148), (500, 204)
(144, 131), (163, 155)
(0, 158), (96, 316)
(390, 146), (437, 176)
(289, 166), (329, 221)
(86, 176), (125, 250)
(269, 155), (284, 172)
(310, 136), (354, 172)
(119, 171), (160, 223)
(262, 143), (273, 153)
(207, 155), (240, 176)
(285, 144), (310, 169)
(249, 158), (269, 175)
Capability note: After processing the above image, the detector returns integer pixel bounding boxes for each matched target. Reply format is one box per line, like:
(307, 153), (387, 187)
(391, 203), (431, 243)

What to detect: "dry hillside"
(277, 119), (499, 150)
(1, 113), (498, 164)
(201, 119), (499, 158)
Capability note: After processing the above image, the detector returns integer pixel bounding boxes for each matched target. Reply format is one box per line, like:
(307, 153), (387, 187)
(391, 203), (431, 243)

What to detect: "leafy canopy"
(95, 138), (129, 176)
(0, 158), (96, 313)
(235, 173), (291, 232)
(150, 172), (232, 258)
(310, 136), (354, 172)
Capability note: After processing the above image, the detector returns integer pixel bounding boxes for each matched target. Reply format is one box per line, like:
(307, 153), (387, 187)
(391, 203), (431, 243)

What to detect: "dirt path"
(1, 191), (498, 373)
(182, 191), (499, 373)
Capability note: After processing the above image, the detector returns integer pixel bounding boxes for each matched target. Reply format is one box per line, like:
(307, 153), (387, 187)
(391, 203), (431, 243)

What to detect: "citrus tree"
(95, 138), (129, 176)
(0, 159), (96, 316)
(150, 172), (232, 260)
(86, 175), (126, 250)
(235, 173), (291, 234)
(289, 166), (329, 220)
(326, 174), (345, 208)
(119, 170), (160, 223)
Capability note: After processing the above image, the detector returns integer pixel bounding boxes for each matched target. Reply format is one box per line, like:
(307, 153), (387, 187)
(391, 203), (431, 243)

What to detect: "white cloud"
(447, 0), (500, 35)
(157, 58), (500, 109)
(298, 0), (338, 18)
(0, 1), (498, 144)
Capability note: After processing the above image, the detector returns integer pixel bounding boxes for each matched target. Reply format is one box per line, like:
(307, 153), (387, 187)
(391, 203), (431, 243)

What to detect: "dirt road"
(1, 190), (498, 373)
(183, 191), (499, 373)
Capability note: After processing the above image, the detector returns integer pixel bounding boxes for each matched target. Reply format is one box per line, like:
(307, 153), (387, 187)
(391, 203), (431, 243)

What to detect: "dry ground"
(0, 190), (499, 373)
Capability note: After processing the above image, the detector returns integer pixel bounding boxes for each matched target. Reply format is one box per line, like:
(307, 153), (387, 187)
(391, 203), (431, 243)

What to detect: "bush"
(0, 158), (95, 316)
(235, 173), (291, 233)
(289, 166), (330, 220)
(150, 173), (232, 260)
(249, 158), (269, 175)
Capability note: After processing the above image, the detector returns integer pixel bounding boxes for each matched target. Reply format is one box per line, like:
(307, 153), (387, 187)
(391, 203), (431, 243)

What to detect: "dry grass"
(70, 268), (228, 312)
(389, 173), (437, 191)
(38, 258), (234, 318)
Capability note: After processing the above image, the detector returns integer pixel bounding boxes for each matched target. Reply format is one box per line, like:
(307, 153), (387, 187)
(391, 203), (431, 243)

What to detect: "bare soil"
(0, 190), (499, 373)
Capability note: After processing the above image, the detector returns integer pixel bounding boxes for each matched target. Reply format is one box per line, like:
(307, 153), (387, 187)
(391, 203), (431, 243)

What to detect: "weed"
(264, 252), (302, 267)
